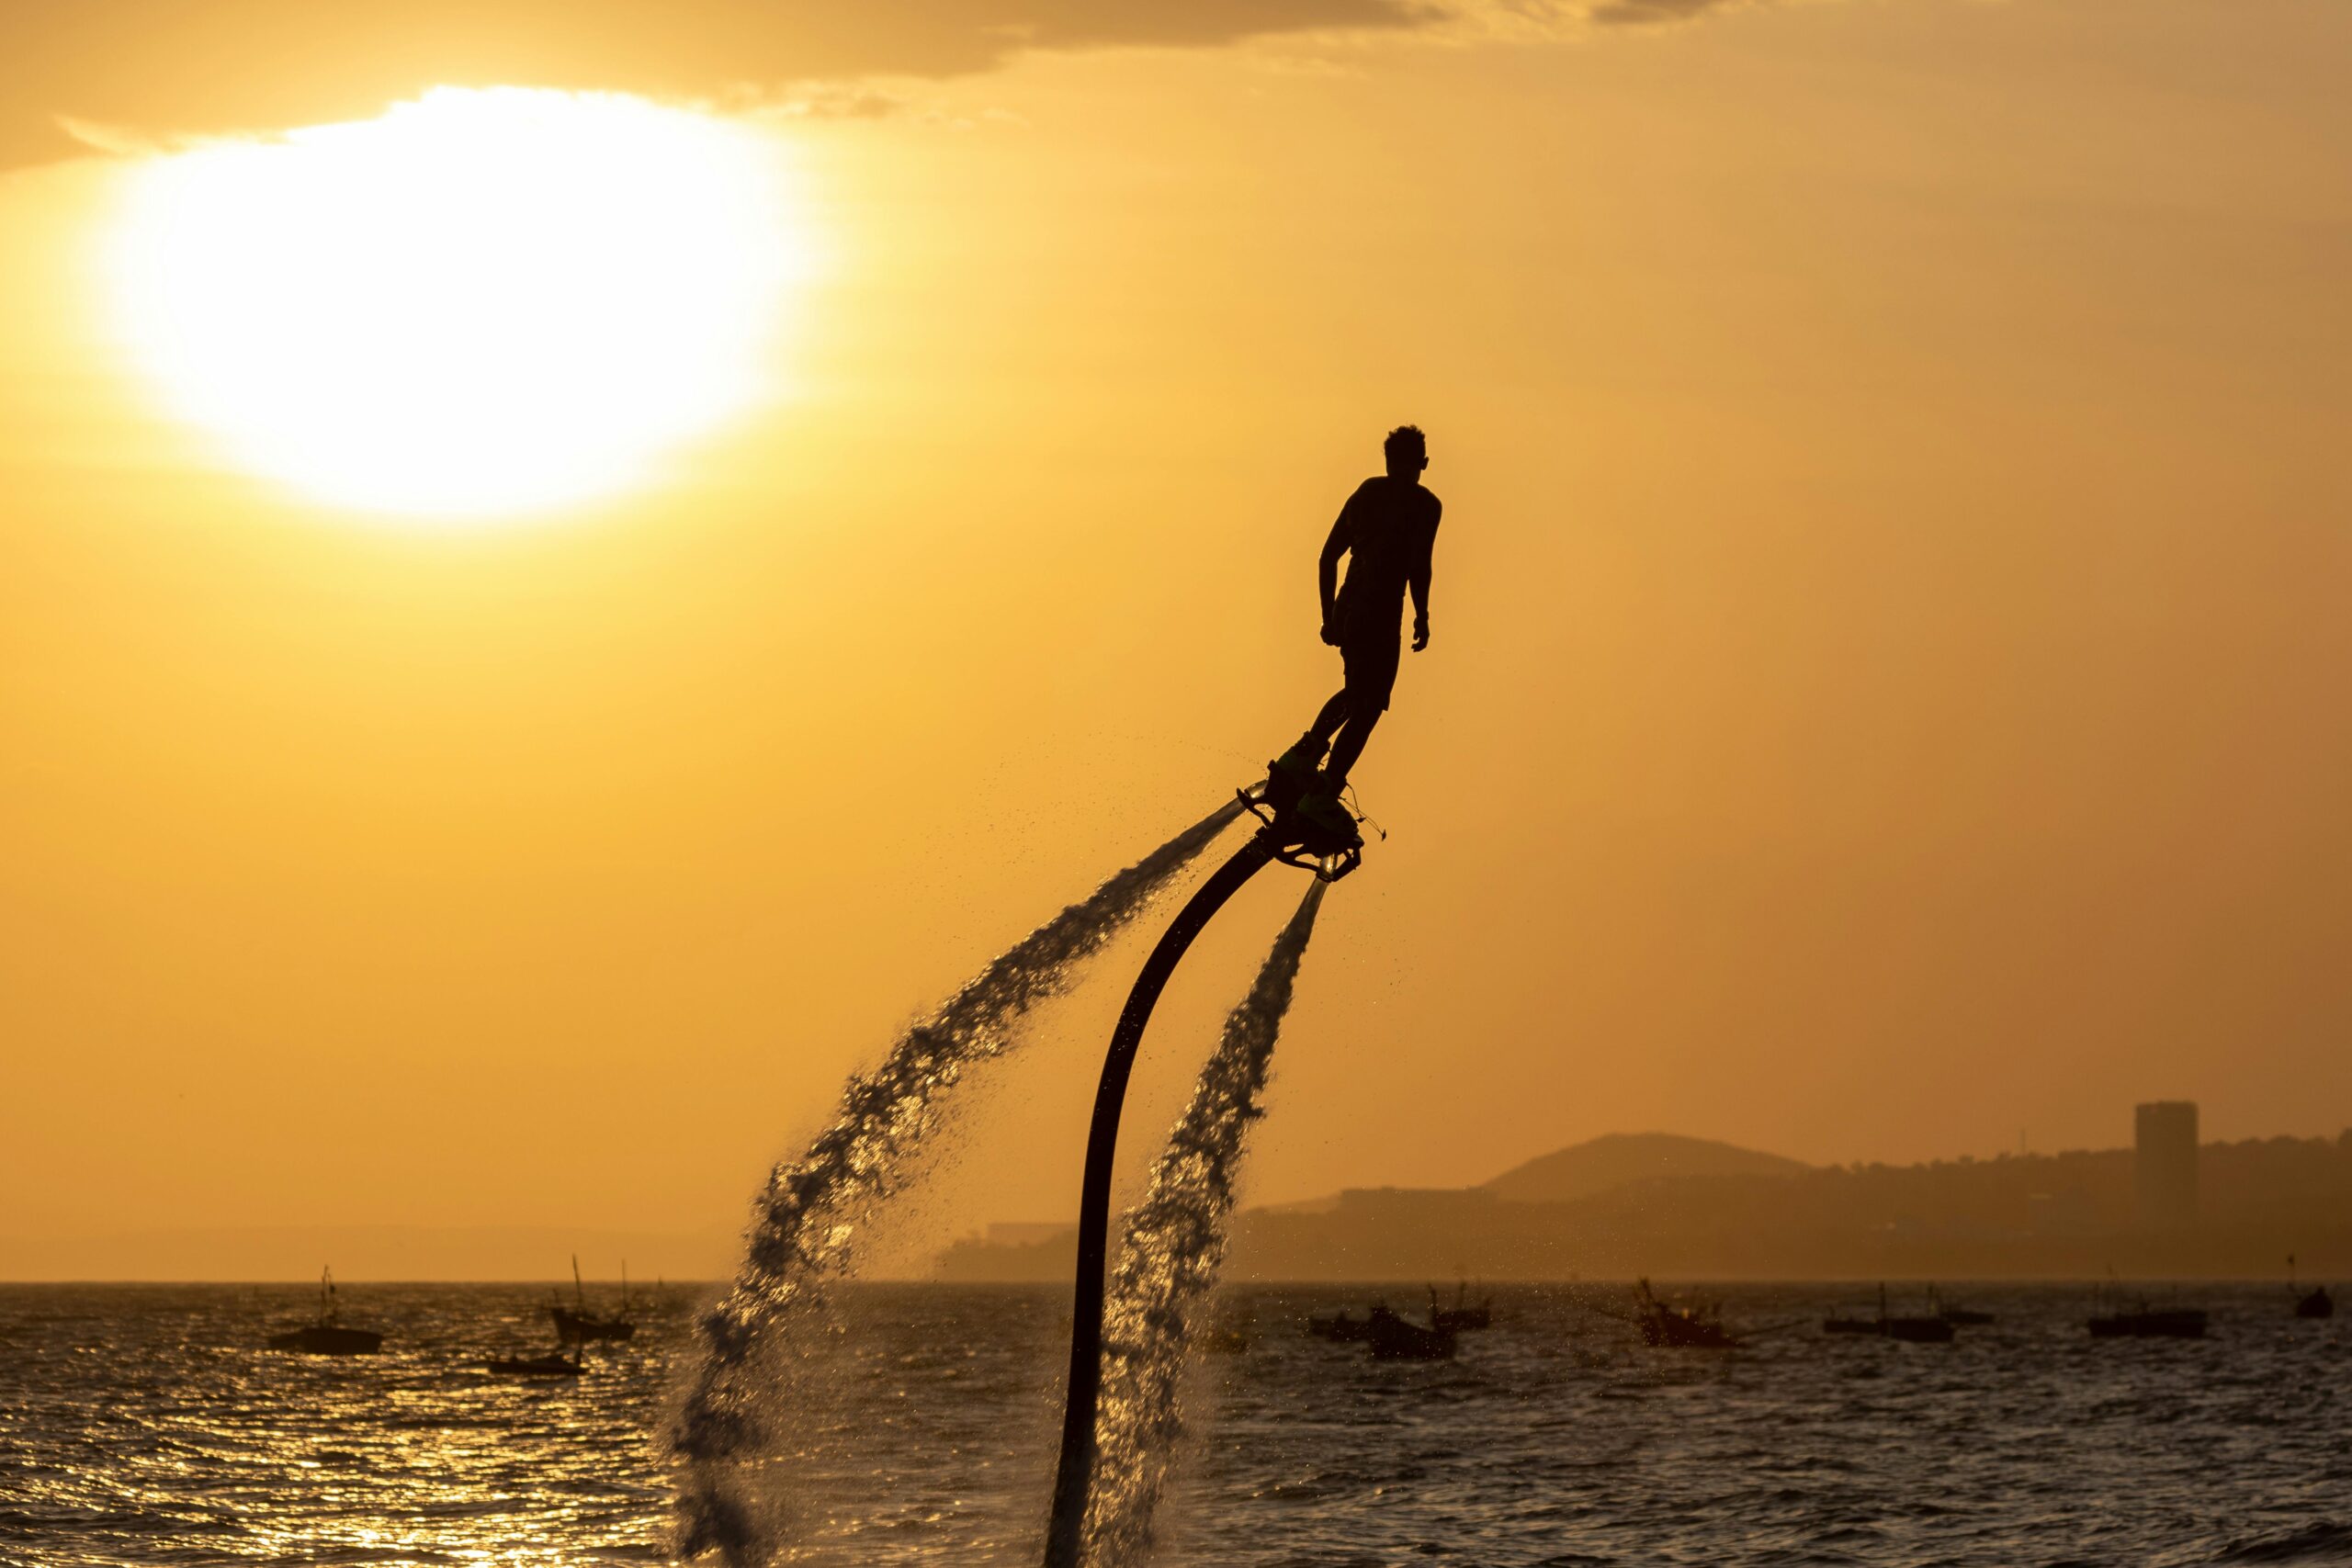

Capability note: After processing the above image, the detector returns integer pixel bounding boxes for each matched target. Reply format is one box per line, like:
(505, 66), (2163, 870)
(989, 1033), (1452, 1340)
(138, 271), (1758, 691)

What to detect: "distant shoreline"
(0, 1275), (2334, 1289)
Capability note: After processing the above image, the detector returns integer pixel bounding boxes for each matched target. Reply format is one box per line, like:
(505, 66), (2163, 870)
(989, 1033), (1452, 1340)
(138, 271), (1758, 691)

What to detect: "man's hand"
(1321, 618), (1342, 647)
(1412, 619), (1430, 652)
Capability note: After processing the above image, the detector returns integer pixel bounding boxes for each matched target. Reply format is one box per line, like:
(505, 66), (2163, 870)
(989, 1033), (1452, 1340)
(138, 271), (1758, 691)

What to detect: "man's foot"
(1295, 789), (1359, 850)
(1272, 733), (1328, 781)
(1265, 734), (1329, 812)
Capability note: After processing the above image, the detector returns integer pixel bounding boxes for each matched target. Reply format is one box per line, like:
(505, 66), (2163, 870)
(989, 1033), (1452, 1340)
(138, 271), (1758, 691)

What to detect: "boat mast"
(572, 1254), (584, 1312)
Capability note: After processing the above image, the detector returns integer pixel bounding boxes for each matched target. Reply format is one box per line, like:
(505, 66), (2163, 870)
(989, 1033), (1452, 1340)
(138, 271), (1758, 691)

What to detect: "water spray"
(671, 798), (1246, 1562)
(1083, 878), (1328, 1566)
(1043, 779), (1362, 1568)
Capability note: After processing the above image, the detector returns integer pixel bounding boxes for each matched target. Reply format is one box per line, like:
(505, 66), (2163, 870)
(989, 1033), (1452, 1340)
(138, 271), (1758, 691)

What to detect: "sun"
(100, 87), (810, 523)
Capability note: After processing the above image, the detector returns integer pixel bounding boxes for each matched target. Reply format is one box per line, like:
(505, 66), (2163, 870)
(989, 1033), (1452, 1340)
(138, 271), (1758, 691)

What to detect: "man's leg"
(1276, 689), (1348, 773)
(1271, 688), (1348, 803)
(1319, 636), (1397, 793)
(1324, 700), (1382, 791)
(1307, 687), (1351, 743)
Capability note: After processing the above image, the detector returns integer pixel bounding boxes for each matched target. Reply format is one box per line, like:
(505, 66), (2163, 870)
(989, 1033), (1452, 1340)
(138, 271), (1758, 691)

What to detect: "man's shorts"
(1341, 635), (1401, 714)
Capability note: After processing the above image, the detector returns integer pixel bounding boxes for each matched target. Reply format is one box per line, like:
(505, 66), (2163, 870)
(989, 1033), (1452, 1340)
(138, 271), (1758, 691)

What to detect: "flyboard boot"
(1241, 749), (1366, 882)
(1263, 734), (1328, 817)
(1293, 785), (1357, 848)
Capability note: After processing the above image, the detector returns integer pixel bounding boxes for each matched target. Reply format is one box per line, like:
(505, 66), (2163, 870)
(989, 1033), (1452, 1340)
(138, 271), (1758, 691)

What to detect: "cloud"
(2, 0), (1430, 170)
(4, 0), (1829, 170)
(1586, 0), (1753, 25)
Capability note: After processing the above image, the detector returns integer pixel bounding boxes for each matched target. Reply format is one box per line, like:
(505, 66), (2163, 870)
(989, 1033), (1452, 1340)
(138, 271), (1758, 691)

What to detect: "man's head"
(1384, 424), (1428, 480)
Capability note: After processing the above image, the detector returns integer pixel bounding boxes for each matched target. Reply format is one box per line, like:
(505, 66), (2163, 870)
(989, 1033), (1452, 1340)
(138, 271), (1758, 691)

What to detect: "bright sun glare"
(103, 87), (808, 523)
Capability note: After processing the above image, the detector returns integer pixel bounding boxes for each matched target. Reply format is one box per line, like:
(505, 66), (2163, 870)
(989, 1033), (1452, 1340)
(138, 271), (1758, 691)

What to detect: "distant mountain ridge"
(1481, 1132), (1810, 1204)
(941, 1129), (2352, 1281)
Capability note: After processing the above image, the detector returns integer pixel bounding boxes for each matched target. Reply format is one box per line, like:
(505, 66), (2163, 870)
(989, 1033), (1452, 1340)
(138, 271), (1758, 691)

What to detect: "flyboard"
(1041, 761), (1366, 1568)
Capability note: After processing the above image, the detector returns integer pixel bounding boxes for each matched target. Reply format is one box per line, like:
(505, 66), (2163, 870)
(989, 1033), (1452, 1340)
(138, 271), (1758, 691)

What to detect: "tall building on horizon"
(2134, 1100), (2199, 1228)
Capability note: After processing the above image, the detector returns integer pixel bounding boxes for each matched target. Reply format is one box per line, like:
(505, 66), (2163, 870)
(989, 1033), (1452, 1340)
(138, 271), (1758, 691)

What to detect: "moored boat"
(1929, 1285), (1995, 1326)
(1823, 1285), (1953, 1343)
(267, 1268), (383, 1355)
(549, 1256), (637, 1344)
(1635, 1280), (1740, 1349)
(2287, 1257), (2334, 1320)
(485, 1348), (584, 1377)
(1306, 1308), (1373, 1342)
(2086, 1277), (2207, 1338)
(2087, 1307), (2208, 1338)
(1884, 1315), (1956, 1344)
(1429, 1280), (1494, 1333)
(1366, 1303), (1457, 1360)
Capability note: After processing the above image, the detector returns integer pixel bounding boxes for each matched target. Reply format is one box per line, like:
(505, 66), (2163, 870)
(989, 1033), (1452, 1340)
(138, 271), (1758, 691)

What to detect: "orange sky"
(4, 0), (2349, 1275)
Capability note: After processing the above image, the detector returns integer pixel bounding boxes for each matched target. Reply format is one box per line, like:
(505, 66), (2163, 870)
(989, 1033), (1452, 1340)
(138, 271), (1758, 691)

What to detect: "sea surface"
(3, 1281), (2346, 1566)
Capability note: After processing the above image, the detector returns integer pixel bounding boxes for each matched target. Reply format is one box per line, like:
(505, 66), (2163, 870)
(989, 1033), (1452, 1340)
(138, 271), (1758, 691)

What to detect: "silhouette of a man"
(1273, 424), (1441, 834)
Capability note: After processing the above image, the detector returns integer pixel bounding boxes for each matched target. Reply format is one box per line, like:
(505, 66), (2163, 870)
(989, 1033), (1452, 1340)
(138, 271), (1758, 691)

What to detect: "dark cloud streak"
(4, 0), (1429, 169)
(1588, 0), (1751, 26)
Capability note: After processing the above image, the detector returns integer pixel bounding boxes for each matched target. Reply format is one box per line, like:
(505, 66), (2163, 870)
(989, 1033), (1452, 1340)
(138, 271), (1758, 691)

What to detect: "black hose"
(1042, 834), (1275, 1568)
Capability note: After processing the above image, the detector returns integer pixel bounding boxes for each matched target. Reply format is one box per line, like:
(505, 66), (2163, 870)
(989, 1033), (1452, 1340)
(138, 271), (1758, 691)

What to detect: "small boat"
(2087, 1307), (2208, 1338)
(549, 1256), (637, 1344)
(1366, 1303), (1457, 1360)
(1429, 1280), (1494, 1333)
(1306, 1309), (1374, 1342)
(1929, 1286), (1995, 1327)
(1823, 1285), (1954, 1343)
(267, 1267), (384, 1355)
(2084, 1278), (2206, 1338)
(2086, 1275), (2206, 1338)
(1635, 1280), (1740, 1349)
(1880, 1284), (1955, 1342)
(1885, 1315), (1956, 1343)
(2288, 1257), (2335, 1320)
(485, 1348), (584, 1377)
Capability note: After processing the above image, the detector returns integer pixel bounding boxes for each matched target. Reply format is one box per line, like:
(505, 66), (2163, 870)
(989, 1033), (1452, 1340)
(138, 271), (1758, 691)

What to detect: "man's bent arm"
(1317, 514), (1350, 637)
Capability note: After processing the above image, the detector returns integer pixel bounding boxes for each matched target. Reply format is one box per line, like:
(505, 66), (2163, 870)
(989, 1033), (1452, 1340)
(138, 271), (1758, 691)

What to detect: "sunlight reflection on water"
(3, 1281), (2347, 1566)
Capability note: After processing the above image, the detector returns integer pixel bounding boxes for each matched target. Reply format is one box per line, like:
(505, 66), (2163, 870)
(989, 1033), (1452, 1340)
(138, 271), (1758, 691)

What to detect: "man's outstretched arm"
(1408, 510), (1439, 651)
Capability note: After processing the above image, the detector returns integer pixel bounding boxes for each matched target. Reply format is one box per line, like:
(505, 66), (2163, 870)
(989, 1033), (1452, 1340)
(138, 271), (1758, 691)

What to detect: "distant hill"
(1479, 1133), (1809, 1204)
(939, 1131), (2352, 1282)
